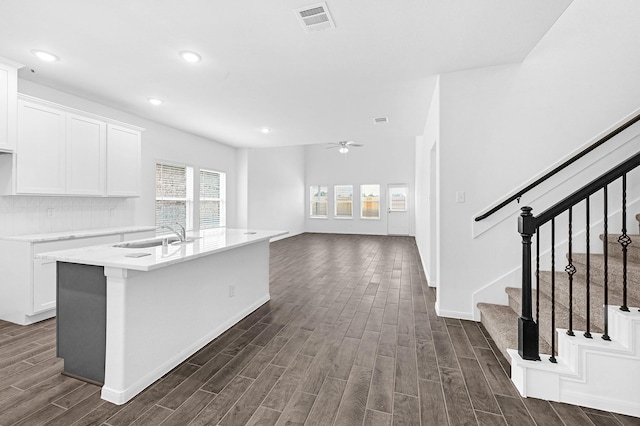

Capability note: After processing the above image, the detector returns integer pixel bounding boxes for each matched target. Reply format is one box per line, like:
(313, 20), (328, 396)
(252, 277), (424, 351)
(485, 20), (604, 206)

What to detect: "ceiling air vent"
(373, 117), (389, 124)
(296, 2), (335, 32)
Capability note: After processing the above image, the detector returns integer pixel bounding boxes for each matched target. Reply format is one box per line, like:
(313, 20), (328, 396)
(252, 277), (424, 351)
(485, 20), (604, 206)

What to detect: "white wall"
(245, 146), (305, 240)
(415, 77), (439, 286)
(14, 80), (238, 232)
(431, 0), (640, 319)
(304, 137), (416, 236)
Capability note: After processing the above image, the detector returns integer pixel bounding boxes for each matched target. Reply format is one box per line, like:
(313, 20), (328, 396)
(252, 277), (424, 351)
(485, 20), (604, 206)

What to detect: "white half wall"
(434, 0), (640, 319)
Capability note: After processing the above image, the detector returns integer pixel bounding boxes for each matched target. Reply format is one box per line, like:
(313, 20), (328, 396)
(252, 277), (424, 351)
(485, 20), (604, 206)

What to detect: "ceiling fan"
(326, 140), (364, 154)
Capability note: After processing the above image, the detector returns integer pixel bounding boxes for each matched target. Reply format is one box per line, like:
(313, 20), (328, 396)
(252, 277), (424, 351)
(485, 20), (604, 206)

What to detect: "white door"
(387, 184), (410, 235)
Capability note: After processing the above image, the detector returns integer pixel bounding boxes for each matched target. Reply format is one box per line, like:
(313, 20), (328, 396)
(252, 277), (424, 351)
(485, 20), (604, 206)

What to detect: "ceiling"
(0, 0), (572, 149)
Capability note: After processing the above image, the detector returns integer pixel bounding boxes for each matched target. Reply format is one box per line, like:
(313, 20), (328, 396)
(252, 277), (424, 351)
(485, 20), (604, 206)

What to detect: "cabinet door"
(66, 113), (106, 195)
(0, 61), (18, 152)
(32, 258), (57, 314)
(106, 124), (141, 196)
(16, 100), (66, 194)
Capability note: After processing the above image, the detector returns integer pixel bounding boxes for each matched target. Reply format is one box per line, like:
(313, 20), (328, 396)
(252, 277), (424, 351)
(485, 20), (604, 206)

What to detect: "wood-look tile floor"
(1, 233), (638, 426)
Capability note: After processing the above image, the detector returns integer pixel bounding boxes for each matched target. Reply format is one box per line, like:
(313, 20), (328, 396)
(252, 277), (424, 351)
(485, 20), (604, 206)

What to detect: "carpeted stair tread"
(537, 270), (640, 333)
(506, 287), (601, 350)
(572, 253), (640, 301)
(477, 303), (551, 363)
(601, 234), (640, 263)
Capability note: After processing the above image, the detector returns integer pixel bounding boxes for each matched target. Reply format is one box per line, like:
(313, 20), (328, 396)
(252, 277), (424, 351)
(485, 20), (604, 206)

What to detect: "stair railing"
(476, 113), (640, 222)
(518, 150), (640, 361)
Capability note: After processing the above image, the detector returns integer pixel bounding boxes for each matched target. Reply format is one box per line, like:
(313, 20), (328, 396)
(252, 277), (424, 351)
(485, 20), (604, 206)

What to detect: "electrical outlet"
(229, 285), (235, 297)
(47, 208), (55, 217)
(110, 208), (116, 217)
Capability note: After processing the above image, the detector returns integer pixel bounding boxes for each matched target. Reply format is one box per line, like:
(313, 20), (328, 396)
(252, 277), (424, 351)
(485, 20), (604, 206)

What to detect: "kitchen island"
(38, 228), (286, 405)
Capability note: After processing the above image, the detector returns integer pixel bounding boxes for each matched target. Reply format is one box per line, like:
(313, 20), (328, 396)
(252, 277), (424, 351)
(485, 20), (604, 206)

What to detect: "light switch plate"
(456, 191), (465, 203)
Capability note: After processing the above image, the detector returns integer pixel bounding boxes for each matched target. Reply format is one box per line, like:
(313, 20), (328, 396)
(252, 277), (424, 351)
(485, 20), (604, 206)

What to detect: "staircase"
(477, 212), (640, 416)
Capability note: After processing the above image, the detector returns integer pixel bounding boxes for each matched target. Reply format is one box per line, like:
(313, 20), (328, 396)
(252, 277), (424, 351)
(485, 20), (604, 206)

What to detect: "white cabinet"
(106, 124), (141, 196)
(0, 95), (143, 196)
(0, 228), (156, 325)
(16, 99), (66, 194)
(67, 113), (106, 195)
(0, 58), (21, 153)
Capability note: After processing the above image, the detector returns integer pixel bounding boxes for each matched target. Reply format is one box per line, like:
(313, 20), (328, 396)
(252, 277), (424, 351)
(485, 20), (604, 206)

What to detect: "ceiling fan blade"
(349, 143), (364, 147)
(325, 145), (340, 149)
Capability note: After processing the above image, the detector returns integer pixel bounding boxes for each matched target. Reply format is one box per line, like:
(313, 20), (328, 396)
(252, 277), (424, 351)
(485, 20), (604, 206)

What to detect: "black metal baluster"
(585, 196), (592, 338)
(565, 207), (575, 336)
(619, 174), (631, 312)
(603, 186), (611, 341)
(550, 218), (557, 363)
(536, 231), (540, 327)
(518, 207), (540, 361)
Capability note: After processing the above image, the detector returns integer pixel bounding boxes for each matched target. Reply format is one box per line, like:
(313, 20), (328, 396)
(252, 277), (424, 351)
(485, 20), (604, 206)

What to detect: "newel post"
(518, 206), (540, 361)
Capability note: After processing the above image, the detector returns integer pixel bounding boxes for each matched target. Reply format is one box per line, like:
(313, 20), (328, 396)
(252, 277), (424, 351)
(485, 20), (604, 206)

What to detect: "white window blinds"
(200, 169), (226, 229)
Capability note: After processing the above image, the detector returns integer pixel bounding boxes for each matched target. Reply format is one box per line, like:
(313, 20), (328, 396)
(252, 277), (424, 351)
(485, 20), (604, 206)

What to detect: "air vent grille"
(373, 117), (389, 124)
(296, 2), (335, 32)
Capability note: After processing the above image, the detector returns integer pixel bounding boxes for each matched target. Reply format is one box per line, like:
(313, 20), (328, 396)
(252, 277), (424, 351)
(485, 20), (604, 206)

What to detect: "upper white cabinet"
(1, 95), (143, 196)
(0, 58), (22, 153)
(67, 113), (106, 196)
(16, 99), (66, 194)
(106, 124), (141, 196)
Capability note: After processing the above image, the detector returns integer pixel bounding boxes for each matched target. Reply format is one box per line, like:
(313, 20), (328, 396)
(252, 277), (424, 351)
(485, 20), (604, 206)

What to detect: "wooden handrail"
(474, 113), (640, 222)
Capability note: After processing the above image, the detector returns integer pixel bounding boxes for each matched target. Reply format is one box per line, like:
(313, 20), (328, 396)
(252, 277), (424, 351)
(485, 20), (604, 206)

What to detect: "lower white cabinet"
(0, 229), (155, 325)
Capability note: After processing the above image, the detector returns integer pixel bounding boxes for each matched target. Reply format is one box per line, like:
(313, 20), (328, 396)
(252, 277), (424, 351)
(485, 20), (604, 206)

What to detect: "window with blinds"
(310, 185), (328, 217)
(360, 184), (380, 219)
(200, 169), (226, 229)
(334, 185), (353, 218)
(155, 163), (193, 231)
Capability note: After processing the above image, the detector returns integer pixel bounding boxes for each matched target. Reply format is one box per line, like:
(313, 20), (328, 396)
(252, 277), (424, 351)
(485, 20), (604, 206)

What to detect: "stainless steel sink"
(113, 237), (179, 249)
(113, 236), (200, 249)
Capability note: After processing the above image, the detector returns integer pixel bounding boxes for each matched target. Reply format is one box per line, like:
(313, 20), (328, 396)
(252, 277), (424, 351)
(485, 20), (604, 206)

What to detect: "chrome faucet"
(158, 222), (186, 242)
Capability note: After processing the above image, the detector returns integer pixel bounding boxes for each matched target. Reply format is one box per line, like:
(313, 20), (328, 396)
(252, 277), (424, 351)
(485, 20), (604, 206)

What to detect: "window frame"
(309, 185), (329, 218)
(155, 162), (194, 232)
(199, 168), (226, 229)
(360, 184), (381, 220)
(334, 184), (353, 219)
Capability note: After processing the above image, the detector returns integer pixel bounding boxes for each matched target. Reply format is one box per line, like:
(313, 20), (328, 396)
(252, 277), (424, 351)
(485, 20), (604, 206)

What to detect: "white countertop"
(1, 226), (157, 242)
(37, 228), (288, 271)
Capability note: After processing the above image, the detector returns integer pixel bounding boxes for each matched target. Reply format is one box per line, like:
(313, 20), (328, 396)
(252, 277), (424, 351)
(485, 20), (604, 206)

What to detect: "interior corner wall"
(17, 80), (239, 230)
(435, 0), (640, 319)
(415, 77), (439, 287)
(246, 146), (305, 240)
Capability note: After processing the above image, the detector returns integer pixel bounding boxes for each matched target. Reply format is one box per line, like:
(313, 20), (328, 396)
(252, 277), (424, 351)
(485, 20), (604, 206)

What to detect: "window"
(200, 169), (226, 229)
(389, 186), (408, 211)
(334, 185), (353, 218)
(360, 184), (380, 219)
(156, 163), (193, 231)
(310, 185), (328, 217)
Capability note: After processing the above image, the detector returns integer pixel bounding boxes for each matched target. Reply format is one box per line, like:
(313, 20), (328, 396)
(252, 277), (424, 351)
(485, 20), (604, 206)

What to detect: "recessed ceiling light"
(261, 128), (271, 134)
(180, 51), (201, 63)
(31, 49), (59, 62)
(148, 98), (163, 106)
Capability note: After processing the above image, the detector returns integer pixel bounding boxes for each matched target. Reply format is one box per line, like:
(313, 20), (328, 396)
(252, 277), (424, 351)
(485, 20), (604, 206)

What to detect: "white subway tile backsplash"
(0, 196), (136, 237)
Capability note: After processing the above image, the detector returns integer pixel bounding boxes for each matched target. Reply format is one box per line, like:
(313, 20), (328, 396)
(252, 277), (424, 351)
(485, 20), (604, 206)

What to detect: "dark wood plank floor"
(1, 233), (639, 425)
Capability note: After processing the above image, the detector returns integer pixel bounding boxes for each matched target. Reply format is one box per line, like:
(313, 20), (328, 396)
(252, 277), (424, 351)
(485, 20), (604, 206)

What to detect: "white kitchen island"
(38, 228), (286, 405)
